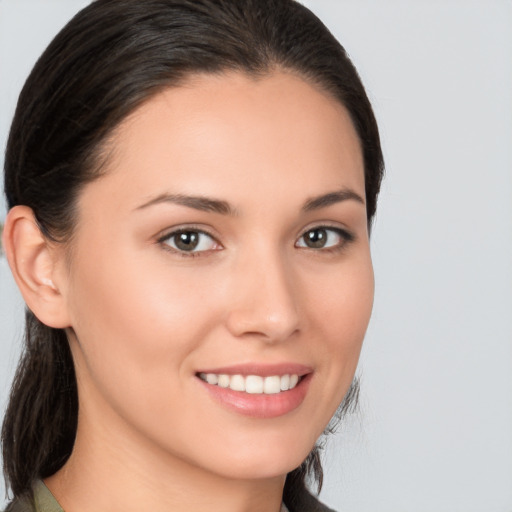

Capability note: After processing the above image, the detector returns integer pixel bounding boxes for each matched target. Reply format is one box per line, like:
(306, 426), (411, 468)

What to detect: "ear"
(3, 205), (71, 329)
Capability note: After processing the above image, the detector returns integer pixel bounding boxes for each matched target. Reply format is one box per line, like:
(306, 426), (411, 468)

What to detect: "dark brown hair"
(2, 0), (384, 507)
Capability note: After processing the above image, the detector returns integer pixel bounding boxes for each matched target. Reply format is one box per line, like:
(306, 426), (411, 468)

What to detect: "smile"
(198, 373), (300, 394)
(196, 364), (312, 418)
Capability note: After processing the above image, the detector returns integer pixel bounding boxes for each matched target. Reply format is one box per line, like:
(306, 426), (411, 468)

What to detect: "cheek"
(304, 255), (374, 408)
(65, 248), (222, 397)
(65, 250), (233, 458)
(308, 253), (374, 345)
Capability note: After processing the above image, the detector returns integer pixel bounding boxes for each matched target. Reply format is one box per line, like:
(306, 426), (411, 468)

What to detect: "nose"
(224, 248), (300, 343)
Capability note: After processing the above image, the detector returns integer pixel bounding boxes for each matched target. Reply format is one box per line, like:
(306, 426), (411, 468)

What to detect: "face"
(57, 71), (374, 481)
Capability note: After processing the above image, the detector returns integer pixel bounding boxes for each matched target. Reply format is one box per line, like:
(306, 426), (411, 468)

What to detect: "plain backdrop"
(1, 1), (511, 510)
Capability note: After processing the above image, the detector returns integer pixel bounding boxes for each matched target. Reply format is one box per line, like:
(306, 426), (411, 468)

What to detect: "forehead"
(85, 71), (365, 212)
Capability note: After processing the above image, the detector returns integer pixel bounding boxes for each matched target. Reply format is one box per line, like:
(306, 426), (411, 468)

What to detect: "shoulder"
(3, 481), (63, 512)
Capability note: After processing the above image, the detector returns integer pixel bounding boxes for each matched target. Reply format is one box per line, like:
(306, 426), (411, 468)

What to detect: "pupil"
(175, 231), (199, 251)
(306, 229), (326, 248)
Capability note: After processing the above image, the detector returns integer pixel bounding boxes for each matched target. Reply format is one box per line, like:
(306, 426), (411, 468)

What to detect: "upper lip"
(195, 363), (312, 377)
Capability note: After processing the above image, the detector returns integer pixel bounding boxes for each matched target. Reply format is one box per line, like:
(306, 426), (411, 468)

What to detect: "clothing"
(3, 480), (335, 512)
(3, 481), (63, 512)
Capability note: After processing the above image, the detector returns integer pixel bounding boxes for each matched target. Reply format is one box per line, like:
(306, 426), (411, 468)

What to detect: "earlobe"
(3, 205), (71, 329)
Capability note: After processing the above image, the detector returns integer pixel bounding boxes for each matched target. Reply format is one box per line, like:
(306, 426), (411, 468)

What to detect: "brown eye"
(303, 228), (329, 248)
(296, 227), (353, 250)
(174, 231), (199, 251)
(161, 230), (218, 253)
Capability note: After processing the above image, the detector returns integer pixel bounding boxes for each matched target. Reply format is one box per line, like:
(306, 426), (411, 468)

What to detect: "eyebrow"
(135, 193), (235, 215)
(302, 188), (365, 211)
(135, 187), (364, 215)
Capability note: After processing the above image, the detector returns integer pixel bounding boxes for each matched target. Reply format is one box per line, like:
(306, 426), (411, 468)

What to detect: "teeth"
(263, 376), (281, 394)
(229, 374), (245, 392)
(245, 375), (264, 394)
(217, 374), (230, 388)
(199, 373), (301, 394)
(205, 373), (218, 385)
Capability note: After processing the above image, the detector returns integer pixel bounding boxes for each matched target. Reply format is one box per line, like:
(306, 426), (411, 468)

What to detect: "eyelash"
(157, 225), (355, 258)
(295, 226), (355, 253)
(157, 228), (221, 258)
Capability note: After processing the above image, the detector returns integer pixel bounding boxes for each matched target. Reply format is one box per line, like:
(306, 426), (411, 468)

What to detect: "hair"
(2, 0), (384, 508)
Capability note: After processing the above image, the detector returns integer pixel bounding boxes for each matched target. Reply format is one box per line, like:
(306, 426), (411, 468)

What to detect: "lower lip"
(197, 374), (312, 419)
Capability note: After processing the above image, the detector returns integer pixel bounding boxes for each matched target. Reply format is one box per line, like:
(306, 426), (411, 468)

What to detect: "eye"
(159, 229), (220, 254)
(295, 227), (353, 250)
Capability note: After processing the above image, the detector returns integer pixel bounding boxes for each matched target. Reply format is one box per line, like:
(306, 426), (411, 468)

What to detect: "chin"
(195, 433), (318, 482)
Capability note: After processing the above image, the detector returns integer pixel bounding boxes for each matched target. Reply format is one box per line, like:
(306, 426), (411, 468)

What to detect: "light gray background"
(1, 1), (511, 510)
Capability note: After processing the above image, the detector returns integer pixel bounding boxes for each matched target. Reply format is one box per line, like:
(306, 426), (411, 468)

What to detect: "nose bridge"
(225, 241), (300, 342)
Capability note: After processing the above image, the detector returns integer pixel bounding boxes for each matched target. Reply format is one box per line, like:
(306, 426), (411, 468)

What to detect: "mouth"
(197, 372), (301, 394)
(195, 365), (312, 418)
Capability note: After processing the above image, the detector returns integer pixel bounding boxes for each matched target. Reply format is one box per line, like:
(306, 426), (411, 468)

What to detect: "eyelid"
(156, 225), (223, 256)
(297, 221), (354, 239)
(155, 222), (219, 241)
(295, 223), (355, 250)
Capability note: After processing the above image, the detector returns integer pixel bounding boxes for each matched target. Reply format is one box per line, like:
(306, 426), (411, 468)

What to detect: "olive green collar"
(32, 481), (63, 512)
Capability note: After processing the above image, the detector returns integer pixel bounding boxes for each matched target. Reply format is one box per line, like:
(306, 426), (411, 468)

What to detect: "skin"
(7, 71), (374, 512)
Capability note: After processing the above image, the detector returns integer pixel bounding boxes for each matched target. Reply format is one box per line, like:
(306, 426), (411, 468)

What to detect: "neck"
(45, 406), (286, 512)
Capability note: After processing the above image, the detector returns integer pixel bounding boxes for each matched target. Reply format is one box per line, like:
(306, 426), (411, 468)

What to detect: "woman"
(1, 0), (383, 511)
